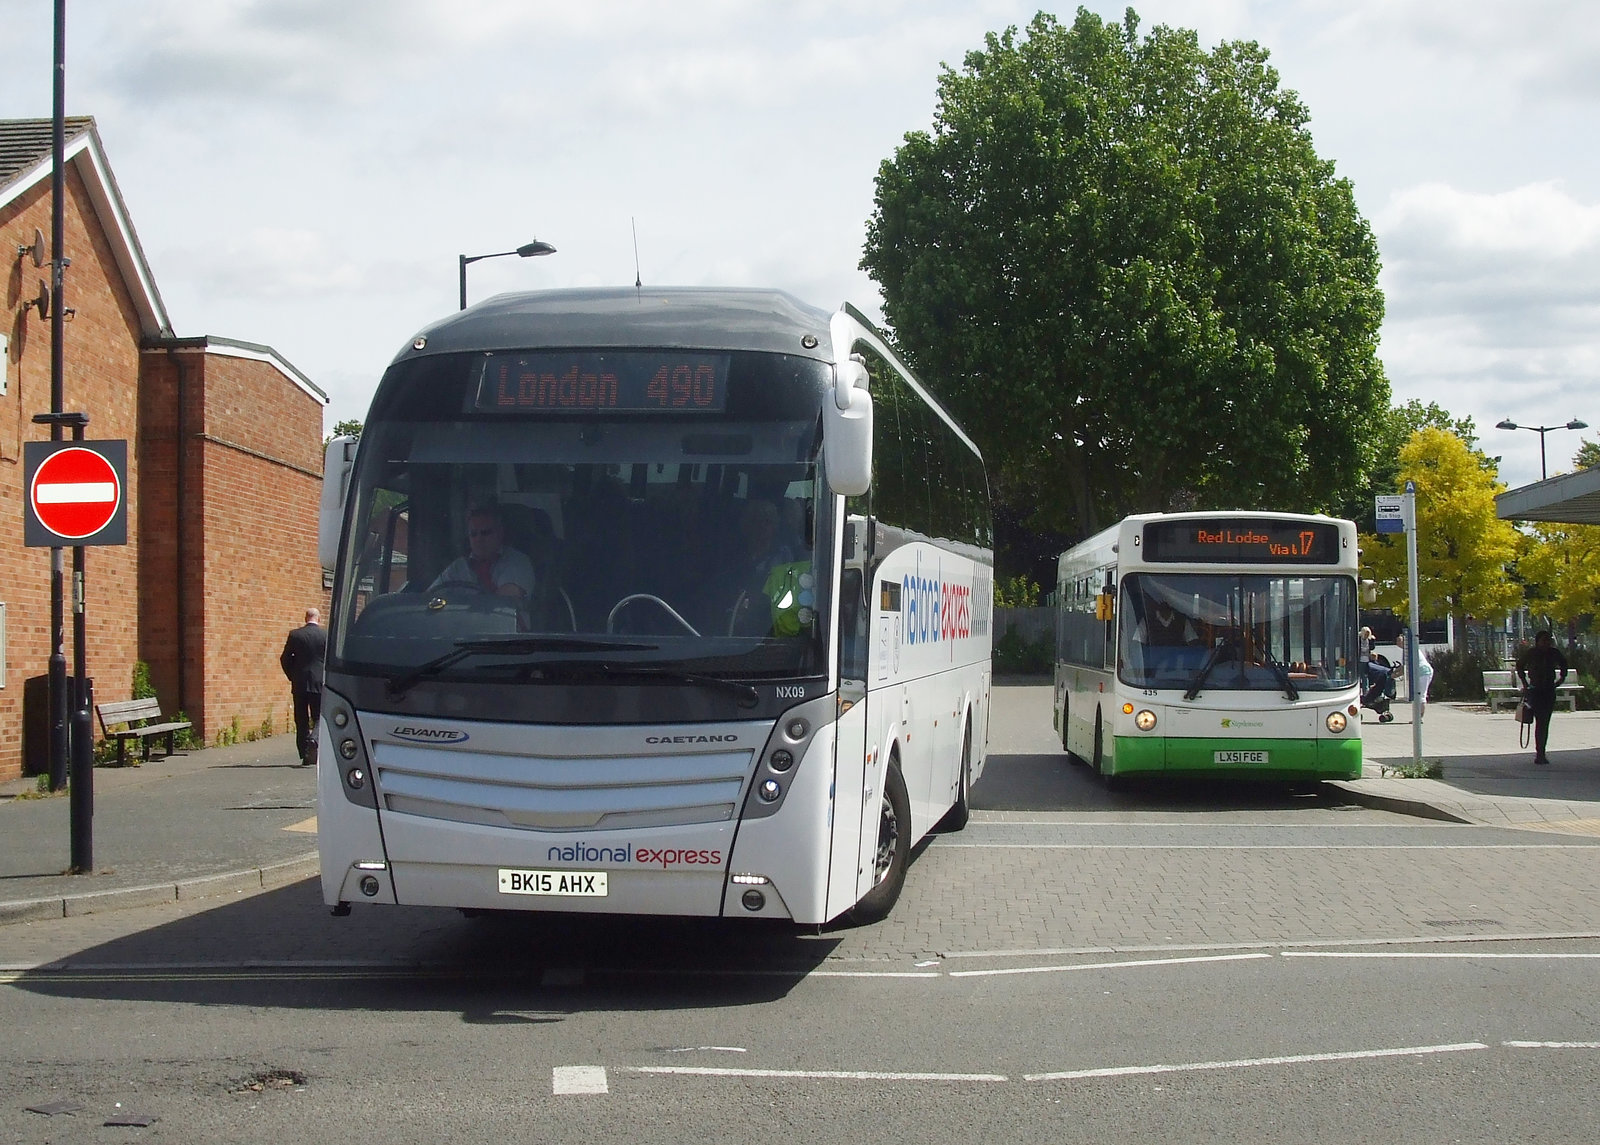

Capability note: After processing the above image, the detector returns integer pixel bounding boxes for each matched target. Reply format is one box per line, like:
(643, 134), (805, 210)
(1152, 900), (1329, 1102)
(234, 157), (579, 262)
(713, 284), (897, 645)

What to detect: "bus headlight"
(1326, 711), (1348, 733)
(1134, 709), (1157, 731)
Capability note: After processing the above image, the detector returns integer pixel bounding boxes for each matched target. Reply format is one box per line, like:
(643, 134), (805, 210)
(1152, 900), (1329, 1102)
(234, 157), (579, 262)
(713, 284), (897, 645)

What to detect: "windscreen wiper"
(386, 637), (657, 698)
(1183, 638), (1229, 702)
(529, 661), (760, 708)
(1260, 647), (1300, 702)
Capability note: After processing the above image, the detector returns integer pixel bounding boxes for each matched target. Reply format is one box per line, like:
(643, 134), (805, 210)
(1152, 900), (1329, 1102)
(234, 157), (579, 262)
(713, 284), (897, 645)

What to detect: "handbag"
(1517, 696), (1534, 750)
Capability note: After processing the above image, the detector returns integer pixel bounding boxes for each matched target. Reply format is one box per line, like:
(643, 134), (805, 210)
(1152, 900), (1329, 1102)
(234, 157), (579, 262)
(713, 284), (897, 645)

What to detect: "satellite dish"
(26, 228), (45, 268)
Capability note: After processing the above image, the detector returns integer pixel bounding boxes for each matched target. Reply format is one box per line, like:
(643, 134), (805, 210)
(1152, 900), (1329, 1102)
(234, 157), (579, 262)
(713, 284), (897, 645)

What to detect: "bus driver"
(430, 503), (535, 601)
(1134, 597), (1199, 676)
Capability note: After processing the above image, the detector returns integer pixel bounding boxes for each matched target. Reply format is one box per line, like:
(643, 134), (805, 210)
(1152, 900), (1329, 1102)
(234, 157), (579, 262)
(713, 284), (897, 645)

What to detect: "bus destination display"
(1142, 518), (1341, 564)
(474, 352), (730, 413)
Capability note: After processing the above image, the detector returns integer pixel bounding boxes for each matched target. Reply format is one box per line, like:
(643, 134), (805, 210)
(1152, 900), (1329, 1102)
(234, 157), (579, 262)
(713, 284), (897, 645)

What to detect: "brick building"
(1, 117), (327, 781)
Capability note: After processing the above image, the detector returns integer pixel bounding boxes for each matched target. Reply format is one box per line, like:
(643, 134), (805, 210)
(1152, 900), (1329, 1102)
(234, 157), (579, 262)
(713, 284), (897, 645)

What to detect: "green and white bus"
(1053, 511), (1362, 783)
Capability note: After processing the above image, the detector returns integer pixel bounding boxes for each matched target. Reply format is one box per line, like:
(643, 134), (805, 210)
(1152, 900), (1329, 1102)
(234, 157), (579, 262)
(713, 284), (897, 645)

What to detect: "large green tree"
(862, 7), (1388, 535)
(1335, 399), (1476, 526)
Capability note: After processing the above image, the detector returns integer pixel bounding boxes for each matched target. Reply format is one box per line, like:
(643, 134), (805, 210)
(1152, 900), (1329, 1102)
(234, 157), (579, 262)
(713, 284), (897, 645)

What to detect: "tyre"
(1094, 715), (1119, 790)
(1063, 696), (1086, 765)
(848, 759), (912, 924)
(937, 721), (973, 832)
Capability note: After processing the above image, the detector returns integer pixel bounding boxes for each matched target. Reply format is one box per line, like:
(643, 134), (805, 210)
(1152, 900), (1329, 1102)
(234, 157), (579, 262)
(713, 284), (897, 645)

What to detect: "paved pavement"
(1, 693), (1597, 926)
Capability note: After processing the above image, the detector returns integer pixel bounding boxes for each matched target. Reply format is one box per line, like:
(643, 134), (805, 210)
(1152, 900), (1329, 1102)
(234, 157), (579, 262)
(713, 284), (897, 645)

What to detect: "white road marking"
(552, 1066), (609, 1094)
(1504, 1041), (1600, 1049)
(1025, 1042), (1488, 1081)
(1283, 951), (1600, 960)
(942, 931), (1600, 959)
(632, 1066), (1007, 1083)
(949, 952), (1272, 979)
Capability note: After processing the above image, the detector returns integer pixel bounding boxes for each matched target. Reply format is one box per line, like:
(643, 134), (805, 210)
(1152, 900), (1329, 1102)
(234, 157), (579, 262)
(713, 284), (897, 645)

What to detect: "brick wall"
(1, 168), (144, 780)
(193, 351), (325, 742)
(2, 156), (328, 781)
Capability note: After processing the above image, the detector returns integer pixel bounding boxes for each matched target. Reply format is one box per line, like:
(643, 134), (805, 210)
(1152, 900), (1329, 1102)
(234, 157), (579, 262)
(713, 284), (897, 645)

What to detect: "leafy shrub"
(994, 575), (1042, 608)
(994, 623), (1052, 675)
(1425, 647), (1497, 702)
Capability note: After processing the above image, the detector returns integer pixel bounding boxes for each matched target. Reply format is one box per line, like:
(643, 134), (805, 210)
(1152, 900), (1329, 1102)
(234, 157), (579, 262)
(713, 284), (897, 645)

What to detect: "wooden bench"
(1482, 670), (1582, 713)
(95, 697), (192, 766)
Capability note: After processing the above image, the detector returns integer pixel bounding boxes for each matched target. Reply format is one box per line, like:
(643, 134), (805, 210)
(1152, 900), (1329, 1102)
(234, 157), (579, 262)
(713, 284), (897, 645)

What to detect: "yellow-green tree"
(1519, 523), (1600, 626)
(1359, 427), (1520, 650)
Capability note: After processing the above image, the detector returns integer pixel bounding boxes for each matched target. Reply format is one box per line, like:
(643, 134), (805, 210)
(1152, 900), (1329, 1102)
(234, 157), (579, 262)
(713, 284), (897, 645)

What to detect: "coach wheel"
(848, 760), (911, 925)
(938, 720), (973, 832)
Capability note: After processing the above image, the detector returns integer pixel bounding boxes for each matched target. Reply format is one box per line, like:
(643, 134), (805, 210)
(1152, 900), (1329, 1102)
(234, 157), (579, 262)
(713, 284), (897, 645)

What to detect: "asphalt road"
(4, 684), (1598, 1142)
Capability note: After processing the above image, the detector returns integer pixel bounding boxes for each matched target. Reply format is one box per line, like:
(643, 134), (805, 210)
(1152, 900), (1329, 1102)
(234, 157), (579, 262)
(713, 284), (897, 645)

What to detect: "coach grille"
(371, 741), (755, 831)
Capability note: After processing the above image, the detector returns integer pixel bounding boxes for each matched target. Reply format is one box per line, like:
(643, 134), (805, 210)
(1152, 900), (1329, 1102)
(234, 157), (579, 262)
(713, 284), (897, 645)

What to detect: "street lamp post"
(1494, 418), (1589, 481)
(458, 240), (556, 310)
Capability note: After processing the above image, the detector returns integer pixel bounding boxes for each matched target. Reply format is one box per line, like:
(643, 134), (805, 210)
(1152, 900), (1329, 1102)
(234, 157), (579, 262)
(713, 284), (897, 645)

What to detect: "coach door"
(825, 512), (875, 920)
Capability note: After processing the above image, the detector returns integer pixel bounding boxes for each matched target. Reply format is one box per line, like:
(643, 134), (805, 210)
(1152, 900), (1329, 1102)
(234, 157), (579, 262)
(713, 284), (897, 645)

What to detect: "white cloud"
(1374, 180), (1600, 483)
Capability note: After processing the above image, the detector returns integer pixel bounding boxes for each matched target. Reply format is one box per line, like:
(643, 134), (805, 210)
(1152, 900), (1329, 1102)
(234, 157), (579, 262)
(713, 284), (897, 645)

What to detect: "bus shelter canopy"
(1496, 466), (1600, 525)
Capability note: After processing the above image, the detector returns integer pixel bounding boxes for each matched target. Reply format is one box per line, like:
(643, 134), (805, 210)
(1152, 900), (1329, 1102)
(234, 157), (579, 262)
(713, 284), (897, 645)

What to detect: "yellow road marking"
(283, 816), (317, 833)
(1509, 818), (1600, 837)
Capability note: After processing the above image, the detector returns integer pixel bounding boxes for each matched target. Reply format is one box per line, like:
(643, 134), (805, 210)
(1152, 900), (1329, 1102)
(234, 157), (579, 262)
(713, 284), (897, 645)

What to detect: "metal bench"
(1482, 669), (1581, 713)
(95, 697), (192, 766)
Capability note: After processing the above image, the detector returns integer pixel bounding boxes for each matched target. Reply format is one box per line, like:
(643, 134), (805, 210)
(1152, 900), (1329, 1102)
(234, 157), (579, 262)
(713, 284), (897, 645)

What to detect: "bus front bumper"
(1113, 735), (1362, 781)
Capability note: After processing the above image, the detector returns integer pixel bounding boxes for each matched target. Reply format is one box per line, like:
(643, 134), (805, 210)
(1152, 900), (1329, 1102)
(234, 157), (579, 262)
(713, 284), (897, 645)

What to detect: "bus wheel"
(1062, 697), (1085, 765)
(937, 721), (973, 832)
(849, 761), (912, 924)
(1094, 716), (1118, 790)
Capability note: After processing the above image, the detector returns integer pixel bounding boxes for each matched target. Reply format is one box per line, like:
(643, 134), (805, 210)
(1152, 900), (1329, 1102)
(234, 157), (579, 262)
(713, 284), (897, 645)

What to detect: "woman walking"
(1516, 630), (1570, 766)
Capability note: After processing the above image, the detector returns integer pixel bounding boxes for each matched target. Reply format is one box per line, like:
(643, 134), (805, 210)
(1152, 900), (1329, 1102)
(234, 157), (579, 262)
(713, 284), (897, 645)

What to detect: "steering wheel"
(607, 593), (701, 637)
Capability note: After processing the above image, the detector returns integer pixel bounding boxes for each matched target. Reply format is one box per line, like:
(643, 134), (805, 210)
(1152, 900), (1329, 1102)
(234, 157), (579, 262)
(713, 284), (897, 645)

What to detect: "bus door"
(826, 514), (874, 920)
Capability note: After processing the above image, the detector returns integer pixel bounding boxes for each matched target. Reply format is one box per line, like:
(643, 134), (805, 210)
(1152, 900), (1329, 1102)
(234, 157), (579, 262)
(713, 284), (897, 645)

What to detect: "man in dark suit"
(280, 608), (327, 767)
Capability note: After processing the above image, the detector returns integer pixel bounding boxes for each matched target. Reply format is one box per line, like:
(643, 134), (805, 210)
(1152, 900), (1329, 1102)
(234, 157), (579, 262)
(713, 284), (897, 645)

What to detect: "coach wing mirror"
(824, 358), (873, 496)
(1361, 579), (1378, 605)
(318, 435), (359, 569)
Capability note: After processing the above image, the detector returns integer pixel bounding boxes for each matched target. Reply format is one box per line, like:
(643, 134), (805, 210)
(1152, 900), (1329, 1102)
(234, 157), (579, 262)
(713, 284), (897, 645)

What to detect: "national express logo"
(902, 575), (974, 646)
(546, 842), (724, 869)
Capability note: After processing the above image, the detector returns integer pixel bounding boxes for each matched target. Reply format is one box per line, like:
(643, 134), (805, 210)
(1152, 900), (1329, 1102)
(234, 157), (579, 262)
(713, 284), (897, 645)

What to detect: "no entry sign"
(23, 440), (128, 546)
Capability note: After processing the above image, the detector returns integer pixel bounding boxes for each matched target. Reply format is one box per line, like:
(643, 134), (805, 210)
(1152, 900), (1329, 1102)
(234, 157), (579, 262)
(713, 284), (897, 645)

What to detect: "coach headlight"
(1134, 709), (1157, 731)
(1326, 710), (1348, 733)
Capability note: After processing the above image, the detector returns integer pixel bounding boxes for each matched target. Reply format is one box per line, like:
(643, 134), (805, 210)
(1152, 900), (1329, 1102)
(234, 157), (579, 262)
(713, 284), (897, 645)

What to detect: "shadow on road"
(972, 750), (1350, 813)
(10, 878), (844, 1015)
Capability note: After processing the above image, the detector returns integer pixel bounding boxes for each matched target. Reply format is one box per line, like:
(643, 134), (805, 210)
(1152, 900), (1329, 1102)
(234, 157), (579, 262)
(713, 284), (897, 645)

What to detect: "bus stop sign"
(24, 440), (129, 546)
(1374, 494), (1404, 535)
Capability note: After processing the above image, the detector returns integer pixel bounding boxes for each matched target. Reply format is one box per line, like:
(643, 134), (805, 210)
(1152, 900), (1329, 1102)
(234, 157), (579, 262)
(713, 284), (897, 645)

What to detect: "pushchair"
(1360, 654), (1398, 722)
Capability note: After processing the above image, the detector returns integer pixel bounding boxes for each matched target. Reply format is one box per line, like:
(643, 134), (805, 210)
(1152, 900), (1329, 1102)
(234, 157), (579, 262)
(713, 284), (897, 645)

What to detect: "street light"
(458, 239), (556, 310)
(1494, 418), (1589, 481)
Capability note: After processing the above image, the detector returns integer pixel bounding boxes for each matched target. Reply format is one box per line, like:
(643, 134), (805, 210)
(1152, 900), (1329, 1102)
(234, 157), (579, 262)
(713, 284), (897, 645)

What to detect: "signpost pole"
(45, 0), (70, 795)
(1404, 480), (1423, 766)
(69, 419), (92, 872)
(26, 428), (119, 875)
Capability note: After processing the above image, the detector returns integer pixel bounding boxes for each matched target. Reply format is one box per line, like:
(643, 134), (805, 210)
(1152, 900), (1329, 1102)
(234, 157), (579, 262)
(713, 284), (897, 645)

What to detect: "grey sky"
(2, 0), (1594, 489)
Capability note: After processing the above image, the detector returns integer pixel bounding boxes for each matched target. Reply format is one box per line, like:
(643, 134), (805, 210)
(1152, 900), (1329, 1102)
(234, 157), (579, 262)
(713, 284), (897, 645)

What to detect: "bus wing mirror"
(319, 435), (358, 570)
(824, 361), (872, 496)
(1361, 578), (1377, 605)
